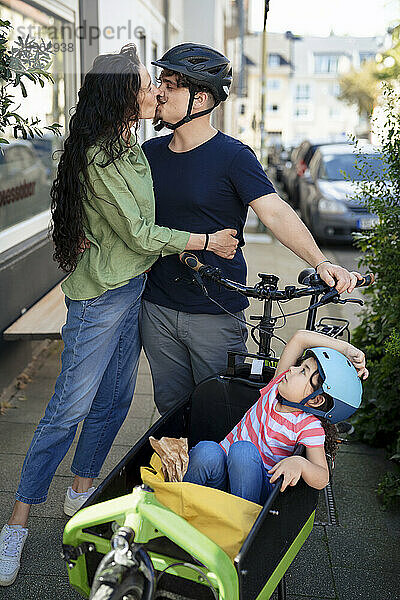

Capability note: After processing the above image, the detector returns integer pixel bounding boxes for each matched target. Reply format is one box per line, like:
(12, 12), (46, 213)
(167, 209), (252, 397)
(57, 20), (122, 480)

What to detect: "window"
(294, 106), (309, 119)
(329, 107), (341, 119)
(359, 51), (375, 65)
(0, 2), (75, 234)
(267, 104), (279, 112)
(314, 54), (339, 74)
(320, 153), (386, 181)
(329, 83), (341, 97)
(267, 78), (280, 90)
(268, 54), (280, 68)
(295, 84), (311, 100)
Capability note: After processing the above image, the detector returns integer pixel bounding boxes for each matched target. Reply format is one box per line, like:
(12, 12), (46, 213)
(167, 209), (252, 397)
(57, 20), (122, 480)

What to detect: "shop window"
(0, 1), (75, 233)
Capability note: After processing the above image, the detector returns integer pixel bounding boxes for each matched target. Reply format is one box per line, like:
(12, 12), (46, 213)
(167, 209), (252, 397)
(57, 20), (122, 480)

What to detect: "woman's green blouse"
(61, 142), (190, 301)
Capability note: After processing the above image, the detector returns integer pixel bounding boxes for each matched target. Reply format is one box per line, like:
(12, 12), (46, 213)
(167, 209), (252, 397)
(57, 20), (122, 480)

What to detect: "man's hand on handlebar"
(316, 262), (365, 294)
(206, 229), (239, 260)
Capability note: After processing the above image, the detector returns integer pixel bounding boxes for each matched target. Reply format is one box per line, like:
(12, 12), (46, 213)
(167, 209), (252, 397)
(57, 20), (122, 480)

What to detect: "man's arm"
(249, 193), (362, 293)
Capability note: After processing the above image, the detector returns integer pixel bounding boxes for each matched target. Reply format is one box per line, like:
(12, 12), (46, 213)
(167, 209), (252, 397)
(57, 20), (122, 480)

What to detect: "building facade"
(231, 31), (382, 154)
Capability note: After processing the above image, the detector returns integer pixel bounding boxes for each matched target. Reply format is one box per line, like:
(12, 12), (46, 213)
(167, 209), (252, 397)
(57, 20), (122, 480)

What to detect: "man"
(141, 43), (361, 414)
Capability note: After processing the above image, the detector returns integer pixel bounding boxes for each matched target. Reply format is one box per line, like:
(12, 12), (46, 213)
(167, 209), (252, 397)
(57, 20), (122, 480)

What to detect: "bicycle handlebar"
(179, 252), (374, 302)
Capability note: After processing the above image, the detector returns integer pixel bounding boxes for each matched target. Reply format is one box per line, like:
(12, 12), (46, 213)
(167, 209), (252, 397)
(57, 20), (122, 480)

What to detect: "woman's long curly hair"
(51, 43), (142, 272)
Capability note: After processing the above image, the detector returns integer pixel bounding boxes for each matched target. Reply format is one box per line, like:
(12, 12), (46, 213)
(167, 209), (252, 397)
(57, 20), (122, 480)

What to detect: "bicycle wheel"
(91, 570), (145, 600)
(90, 548), (146, 600)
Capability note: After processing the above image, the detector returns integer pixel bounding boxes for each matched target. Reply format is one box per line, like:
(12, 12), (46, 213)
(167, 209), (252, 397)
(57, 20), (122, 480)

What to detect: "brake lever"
(340, 298), (364, 306)
(319, 288), (340, 304)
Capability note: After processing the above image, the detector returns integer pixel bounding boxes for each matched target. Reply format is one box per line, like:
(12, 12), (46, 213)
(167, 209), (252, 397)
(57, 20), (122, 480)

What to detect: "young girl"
(183, 330), (368, 504)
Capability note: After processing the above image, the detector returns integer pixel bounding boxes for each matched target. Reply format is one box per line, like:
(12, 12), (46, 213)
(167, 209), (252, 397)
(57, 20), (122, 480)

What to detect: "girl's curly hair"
(287, 355), (339, 458)
(307, 364), (339, 459)
(50, 43), (142, 273)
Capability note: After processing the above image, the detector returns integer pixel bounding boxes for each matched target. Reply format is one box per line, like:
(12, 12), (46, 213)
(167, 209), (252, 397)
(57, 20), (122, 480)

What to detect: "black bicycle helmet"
(152, 43), (232, 130)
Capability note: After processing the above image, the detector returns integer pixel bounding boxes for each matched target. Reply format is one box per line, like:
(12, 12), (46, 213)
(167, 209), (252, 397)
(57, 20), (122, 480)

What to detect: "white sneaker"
(0, 524), (28, 586)
(63, 486), (97, 517)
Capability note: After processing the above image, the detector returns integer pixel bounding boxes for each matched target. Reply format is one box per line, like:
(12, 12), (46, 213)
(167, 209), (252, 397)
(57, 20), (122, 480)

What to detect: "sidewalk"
(0, 236), (399, 600)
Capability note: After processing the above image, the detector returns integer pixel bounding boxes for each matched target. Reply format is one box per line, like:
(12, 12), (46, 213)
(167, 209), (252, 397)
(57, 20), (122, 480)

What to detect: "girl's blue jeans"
(183, 440), (274, 505)
(16, 274), (146, 504)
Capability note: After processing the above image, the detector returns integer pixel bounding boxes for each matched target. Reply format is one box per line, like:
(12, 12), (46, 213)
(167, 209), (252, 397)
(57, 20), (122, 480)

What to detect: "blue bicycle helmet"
(280, 347), (362, 424)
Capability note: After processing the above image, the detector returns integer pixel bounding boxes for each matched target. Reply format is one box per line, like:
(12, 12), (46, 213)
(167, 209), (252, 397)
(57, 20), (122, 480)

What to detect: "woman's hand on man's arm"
(184, 229), (238, 259)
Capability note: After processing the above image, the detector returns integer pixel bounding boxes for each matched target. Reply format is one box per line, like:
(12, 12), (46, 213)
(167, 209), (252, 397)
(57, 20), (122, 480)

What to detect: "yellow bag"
(141, 454), (262, 560)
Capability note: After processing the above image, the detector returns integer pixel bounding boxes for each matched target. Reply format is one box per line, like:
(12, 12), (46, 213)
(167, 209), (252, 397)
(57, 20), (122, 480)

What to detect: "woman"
(0, 43), (238, 587)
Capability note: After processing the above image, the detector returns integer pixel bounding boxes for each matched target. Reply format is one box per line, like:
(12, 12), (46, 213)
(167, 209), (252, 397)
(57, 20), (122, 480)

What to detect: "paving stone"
(18, 517), (67, 577)
(0, 452), (26, 491)
(327, 527), (399, 573)
(1, 400), (47, 425)
(315, 489), (330, 525)
(128, 393), (157, 418)
(0, 476), (100, 522)
(332, 566), (399, 600)
(334, 451), (388, 489)
(0, 574), (81, 599)
(113, 416), (151, 445)
(333, 479), (392, 532)
(285, 533), (336, 598)
(286, 597), (336, 600)
(0, 421), (37, 454)
(336, 442), (386, 458)
(134, 374), (154, 395)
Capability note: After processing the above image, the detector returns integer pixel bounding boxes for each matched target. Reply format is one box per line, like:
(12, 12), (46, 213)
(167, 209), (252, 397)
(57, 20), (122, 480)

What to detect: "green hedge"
(350, 86), (400, 506)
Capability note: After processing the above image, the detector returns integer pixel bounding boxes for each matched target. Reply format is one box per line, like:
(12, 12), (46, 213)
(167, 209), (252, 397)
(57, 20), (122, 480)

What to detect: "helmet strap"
(154, 85), (220, 132)
(277, 389), (328, 420)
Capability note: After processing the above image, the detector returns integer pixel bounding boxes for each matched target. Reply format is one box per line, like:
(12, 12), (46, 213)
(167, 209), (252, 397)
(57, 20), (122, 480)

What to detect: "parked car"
(298, 143), (384, 243)
(274, 147), (293, 185)
(284, 139), (351, 208)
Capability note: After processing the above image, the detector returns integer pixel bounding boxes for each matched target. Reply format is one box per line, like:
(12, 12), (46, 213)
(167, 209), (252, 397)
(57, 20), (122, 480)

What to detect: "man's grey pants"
(140, 300), (248, 415)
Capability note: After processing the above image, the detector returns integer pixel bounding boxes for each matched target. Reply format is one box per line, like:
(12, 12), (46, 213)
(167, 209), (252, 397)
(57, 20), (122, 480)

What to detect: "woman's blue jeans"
(183, 440), (274, 505)
(16, 275), (146, 504)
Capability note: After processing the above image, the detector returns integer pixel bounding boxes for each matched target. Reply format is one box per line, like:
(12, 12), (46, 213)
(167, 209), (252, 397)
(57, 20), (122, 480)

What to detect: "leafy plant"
(376, 23), (400, 83)
(349, 85), (400, 507)
(0, 18), (61, 145)
(376, 470), (400, 510)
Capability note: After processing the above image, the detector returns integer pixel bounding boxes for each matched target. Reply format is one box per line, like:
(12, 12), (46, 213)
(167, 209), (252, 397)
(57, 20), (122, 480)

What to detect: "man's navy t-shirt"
(142, 131), (275, 314)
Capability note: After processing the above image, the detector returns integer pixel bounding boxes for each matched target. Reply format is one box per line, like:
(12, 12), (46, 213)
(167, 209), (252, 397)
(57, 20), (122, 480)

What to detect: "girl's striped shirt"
(220, 372), (325, 471)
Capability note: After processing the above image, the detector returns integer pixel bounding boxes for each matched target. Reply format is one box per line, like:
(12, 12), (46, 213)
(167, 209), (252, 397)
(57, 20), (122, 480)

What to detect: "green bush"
(350, 86), (400, 507)
(0, 18), (61, 144)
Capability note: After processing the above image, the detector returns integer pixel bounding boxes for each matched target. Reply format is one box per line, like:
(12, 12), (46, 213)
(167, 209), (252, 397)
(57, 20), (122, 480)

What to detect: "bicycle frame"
(64, 486), (239, 599)
(225, 271), (351, 377)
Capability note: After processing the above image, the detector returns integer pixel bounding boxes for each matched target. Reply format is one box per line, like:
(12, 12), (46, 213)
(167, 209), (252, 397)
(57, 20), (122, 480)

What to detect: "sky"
(249, 0), (399, 37)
